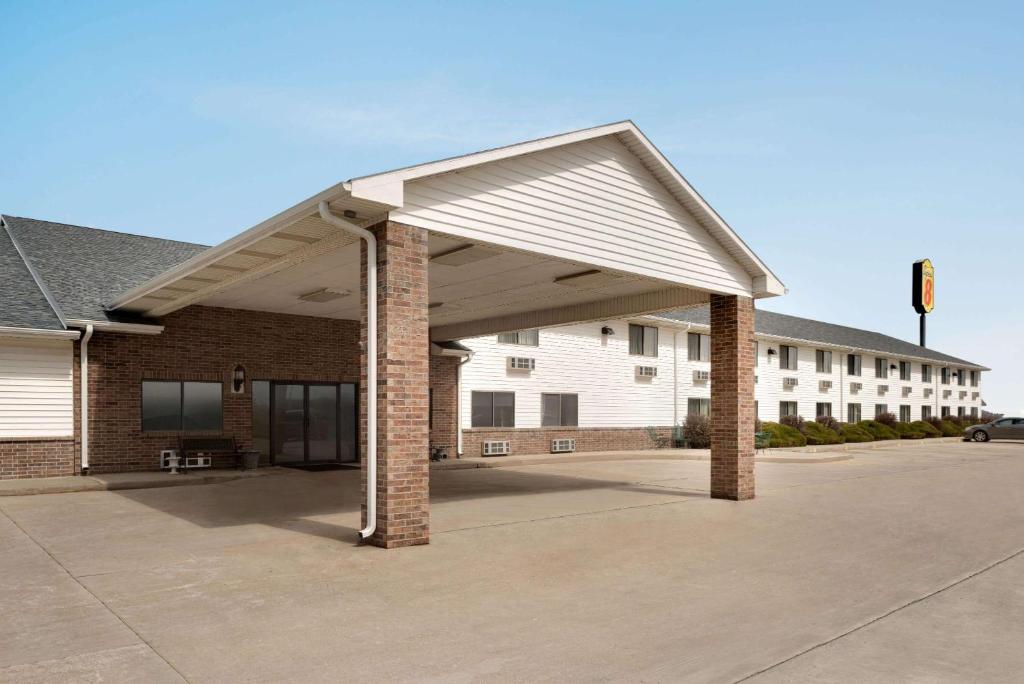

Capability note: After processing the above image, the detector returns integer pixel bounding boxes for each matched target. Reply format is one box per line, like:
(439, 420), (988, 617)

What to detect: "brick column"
(710, 294), (756, 500)
(360, 220), (431, 548)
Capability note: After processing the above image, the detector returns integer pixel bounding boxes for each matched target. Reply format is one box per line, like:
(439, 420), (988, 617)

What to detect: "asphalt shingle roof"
(659, 307), (986, 370)
(1, 216), (207, 323)
(0, 221), (64, 330)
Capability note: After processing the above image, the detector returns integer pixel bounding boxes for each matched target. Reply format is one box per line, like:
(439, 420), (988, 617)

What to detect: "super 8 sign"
(912, 259), (935, 314)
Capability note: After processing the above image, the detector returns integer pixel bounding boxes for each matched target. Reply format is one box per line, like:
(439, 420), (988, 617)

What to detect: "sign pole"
(920, 312), (926, 347)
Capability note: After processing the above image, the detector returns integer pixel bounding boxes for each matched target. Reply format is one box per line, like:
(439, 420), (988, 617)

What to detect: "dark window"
(497, 330), (539, 346)
(142, 381), (222, 432)
(875, 404), (888, 418)
(941, 367), (950, 384)
(629, 324), (658, 357)
(900, 405), (911, 423)
(816, 402), (832, 418)
(875, 358), (888, 379)
(969, 370), (979, 387)
(471, 391), (515, 427)
(847, 354), (862, 376)
(779, 401), (799, 417)
(957, 406), (966, 418)
(847, 403), (862, 422)
(252, 380), (270, 457)
(688, 397), (710, 417)
(957, 369), (966, 386)
(941, 405), (950, 417)
(687, 333), (710, 362)
(542, 393), (578, 427)
(815, 350), (832, 373)
(899, 361), (911, 381)
(780, 345), (798, 370)
(922, 405), (932, 420)
(970, 407), (978, 418)
(922, 364), (932, 383)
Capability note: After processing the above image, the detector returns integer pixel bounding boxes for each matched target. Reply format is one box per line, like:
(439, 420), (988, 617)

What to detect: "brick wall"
(429, 355), (460, 456)
(85, 305), (361, 473)
(0, 439), (76, 480)
(461, 426), (675, 457)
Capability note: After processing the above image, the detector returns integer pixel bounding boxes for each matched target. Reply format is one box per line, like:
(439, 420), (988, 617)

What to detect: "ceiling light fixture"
(430, 244), (501, 266)
(554, 269), (623, 288)
(298, 287), (351, 303)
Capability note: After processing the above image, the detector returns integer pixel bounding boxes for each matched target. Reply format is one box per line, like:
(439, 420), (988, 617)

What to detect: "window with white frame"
(541, 393), (578, 427)
(779, 401), (799, 417)
(899, 361), (911, 381)
(471, 391), (515, 427)
(497, 330), (539, 346)
(687, 333), (711, 362)
(688, 397), (710, 417)
(957, 406), (966, 418)
(629, 324), (658, 357)
(900, 405), (911, 423)
(815, 350), (832, 373)
(969, 370), (979, 387)
(816, 402), (832, 418)
(875, 403), (889, 418)
(941, 405), (950, 417)
(941, 367), (950, 384)
(922, 405), (932, 420)
(922, 364), (932, 383)
(847, 403), (862, 422)
(875, 358), (888, 379)
(847, 354), (862, 376)
(957, 369), (966, 386)
(780, 345), (798, 370)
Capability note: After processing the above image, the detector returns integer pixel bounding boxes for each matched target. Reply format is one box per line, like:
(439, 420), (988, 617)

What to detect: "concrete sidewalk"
(0, 468), (277, 496)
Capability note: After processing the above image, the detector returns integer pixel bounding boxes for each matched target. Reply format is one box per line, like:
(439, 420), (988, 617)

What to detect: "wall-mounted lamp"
(601, 326), (615, 336)
(767, 347), (777, 356)
(232, 365), (246, 394)
(951, 371), (959, 378)
(889, 363), (898, 371)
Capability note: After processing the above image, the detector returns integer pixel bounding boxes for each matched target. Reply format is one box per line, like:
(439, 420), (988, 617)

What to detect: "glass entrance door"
(268, 382), (358, 465)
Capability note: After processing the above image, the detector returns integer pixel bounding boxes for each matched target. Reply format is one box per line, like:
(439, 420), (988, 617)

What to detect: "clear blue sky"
(2, 1), (1021, 414)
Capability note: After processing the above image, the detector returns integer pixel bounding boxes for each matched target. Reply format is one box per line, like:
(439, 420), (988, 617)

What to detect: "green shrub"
(875, 412), (898, 427)
(816, 415), (842, 433)
(763, 422), (807, 448)
(910, 420), (942, 438)
(683, 414), (710, 448)
(938, 420), (962, 437)
(841, 424), (875, 442)
(804, 421), (845, 445)
(858, 420), (899, 440)
(779, 414), (805, 431)
(893, 422), (926, 439)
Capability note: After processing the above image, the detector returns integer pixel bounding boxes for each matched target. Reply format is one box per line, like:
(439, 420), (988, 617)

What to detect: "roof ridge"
(1, 214), (210, 249)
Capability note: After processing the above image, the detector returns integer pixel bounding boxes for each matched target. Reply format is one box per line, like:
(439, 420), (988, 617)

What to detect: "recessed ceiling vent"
(430, 244), (501, 266)
(554, 269), (622, 288)
(298, 288), (351, 303)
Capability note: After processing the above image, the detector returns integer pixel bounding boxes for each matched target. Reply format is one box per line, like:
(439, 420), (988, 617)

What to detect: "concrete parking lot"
(2, 441), (1023, 683)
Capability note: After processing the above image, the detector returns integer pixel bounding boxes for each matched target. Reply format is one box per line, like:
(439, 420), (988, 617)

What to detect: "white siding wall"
(394, 136), (754, 295)
(460, 321), (984, 429)
(0, 339), (74, 438)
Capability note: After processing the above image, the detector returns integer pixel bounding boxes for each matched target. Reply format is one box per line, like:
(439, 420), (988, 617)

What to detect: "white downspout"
(79, 324), (94, 474)
(456, 352), (474, 457)
(318, 201), (377, 542)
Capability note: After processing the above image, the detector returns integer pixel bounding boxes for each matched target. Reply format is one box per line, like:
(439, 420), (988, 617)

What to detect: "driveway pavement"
(1, 441), (1023, 682)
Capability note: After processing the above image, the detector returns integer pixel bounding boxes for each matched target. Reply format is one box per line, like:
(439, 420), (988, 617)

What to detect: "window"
(971, 407), (979, 419)
(847, 354), (862, 376)
(142, 381), (222, 432)
(847, 403), (862, 422)
(922, 364), (932, 383)
(921, 405), (932, 420)
(815, 350), (832, 373)
(779, 401), (799, 418)
(969, 370), (979, 387)
(875, 404), (888, 419)
(629, 324), (658, 357)
(687, 333), (711, 362)
(941, 406), (950, 418)
(816, 402), (832, 418)
(899, 361), (911, 381)
(497, 329), (539, 346)
(471, 391), (515, 427)
(252, 380), (270, 457)
(900, 405), (911, 423)
(780, 345), (798, 370)
(688, 397), (710, 417)
(875, 358), (888, 379)
(541, 393), (578, 427)
(941, 367), (950, 384)
(957, 369), (966, 386)
(957, 406), (966, 419)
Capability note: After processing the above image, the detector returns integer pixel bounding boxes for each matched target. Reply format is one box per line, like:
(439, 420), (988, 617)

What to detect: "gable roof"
(656, 307), (987, 370)
(0, 221), (64, 331)
(1, 216), (207, 324)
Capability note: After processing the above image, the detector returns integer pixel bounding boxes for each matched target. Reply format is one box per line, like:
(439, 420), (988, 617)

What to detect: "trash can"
(241, 451), (260, 470)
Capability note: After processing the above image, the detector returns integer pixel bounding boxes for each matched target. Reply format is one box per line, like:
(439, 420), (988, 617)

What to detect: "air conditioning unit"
(943, 389), (952, 398)
(160, 449), (178, 469)
(185, 456), (212, 469)
(924, 388), (933, 397)
(902, 386), (912, 397)
(783, 377), (799, 388)
(959, 391), (968, 399)
(551, 438), (576, 453)
(819, 380), (832, 391)
(850, 382), (863, 394)
(482, 440), (510, 456)
(972, 392), (980, 400)
(162, 450), (211, 470)
(636, 365), (657, 378)
(877, 385), (889, 395)
(693, 369), (710, 382)
(507, 356), (536, 371)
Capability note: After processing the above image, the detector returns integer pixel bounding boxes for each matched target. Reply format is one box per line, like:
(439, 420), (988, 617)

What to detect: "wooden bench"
(178, 437), (243, 471)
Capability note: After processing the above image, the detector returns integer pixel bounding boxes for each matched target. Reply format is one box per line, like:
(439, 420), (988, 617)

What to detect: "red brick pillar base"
(361, 221), (431, 548)
(710, 294), (756, 500)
